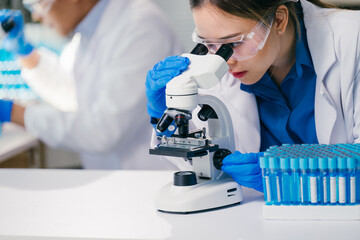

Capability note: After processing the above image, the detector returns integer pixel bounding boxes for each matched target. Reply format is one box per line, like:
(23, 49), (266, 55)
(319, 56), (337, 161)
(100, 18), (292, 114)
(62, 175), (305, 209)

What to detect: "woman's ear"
(274, 5), (289, 35)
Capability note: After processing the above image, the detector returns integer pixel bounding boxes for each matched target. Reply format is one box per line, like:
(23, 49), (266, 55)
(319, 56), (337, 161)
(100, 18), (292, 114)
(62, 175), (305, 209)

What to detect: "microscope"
(0, 18), (15, 41)
(150, 43), (243, 213)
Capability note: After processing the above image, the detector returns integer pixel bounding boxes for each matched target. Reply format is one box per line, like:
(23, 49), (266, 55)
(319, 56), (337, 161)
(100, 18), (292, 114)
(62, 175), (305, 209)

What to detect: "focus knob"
(213, 149), (232, 170)
(173, 171), (197, 186)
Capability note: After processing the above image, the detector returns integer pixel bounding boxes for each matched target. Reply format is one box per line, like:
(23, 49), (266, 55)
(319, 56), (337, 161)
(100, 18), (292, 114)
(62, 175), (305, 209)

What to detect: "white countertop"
(0, 123), (39, 162)
(0, 169), (358, 240)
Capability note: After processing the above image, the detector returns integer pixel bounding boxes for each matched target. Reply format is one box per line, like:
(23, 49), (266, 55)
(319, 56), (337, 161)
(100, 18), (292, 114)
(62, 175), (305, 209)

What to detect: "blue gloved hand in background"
(221, 151), (265, 192)
(0, 9), (34, 56)
(145, 55), (190, 119)
(0, 99), (13, 122)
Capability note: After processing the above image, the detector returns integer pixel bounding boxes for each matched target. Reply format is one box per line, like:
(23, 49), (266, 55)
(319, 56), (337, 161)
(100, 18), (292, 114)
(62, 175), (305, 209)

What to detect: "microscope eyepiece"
(215, 44), (233, 62)
(1, 18), (15, 33)
(190, 43), (208, 56)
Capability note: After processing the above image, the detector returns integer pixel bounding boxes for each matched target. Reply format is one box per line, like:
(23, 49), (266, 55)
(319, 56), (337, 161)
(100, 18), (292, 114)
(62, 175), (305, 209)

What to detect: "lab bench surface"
(0, 169), (358, 240)
(0, 123), (44, 168)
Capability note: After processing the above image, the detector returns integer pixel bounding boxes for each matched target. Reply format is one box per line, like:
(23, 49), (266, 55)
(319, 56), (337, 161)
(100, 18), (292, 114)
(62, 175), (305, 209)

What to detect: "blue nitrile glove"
(0, 100), (13, 122)
(145, 55), (190, 119)
(221, 151), (265, 192)
(0, 9), (34, 56)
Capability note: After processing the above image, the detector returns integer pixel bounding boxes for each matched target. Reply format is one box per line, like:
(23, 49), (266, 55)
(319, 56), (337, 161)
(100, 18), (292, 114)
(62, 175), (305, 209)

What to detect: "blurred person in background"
(0, 0), (182, 169)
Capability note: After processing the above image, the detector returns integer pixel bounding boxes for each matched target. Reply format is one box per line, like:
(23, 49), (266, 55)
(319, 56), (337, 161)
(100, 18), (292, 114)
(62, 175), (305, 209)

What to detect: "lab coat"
(156, 0), (360, 170)
(22, 0), (183, 169)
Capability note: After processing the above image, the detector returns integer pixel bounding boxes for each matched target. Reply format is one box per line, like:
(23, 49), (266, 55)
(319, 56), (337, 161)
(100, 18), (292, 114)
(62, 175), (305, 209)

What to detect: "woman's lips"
(232, 71), (248, 78)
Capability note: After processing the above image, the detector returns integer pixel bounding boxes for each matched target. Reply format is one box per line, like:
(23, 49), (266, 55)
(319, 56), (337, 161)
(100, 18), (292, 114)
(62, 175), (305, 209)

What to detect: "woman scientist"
(0, 0), (182, 169)
(145, 0), (360, 191)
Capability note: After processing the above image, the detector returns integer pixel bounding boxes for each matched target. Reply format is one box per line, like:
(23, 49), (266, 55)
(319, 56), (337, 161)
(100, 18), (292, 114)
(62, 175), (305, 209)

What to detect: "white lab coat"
(22, 0), (183, 169)
(157, 0), (360, 170)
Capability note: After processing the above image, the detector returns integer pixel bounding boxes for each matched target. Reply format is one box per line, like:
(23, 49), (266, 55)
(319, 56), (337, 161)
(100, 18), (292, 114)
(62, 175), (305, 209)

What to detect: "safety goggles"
(191, 0), (300, 61)
(23, 0), (54, 17)
(192, 17), (274, 61)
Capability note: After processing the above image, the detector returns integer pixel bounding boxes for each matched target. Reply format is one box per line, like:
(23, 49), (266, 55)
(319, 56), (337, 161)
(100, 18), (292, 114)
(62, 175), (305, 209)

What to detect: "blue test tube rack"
(0, 49), (38, 136)
(261, 143), (360, 220)
(0, 49), (37, 101)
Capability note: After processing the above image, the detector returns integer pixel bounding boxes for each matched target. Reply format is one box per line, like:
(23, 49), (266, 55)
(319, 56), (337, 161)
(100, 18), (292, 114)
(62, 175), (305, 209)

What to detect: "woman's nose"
(227, 57), (237, 66)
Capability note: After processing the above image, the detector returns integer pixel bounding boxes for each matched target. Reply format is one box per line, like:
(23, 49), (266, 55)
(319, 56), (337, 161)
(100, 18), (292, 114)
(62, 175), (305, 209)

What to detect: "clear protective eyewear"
(192, 17), (274, 61)
(23, 0), (54, 17)
(191, 0), (300, 61)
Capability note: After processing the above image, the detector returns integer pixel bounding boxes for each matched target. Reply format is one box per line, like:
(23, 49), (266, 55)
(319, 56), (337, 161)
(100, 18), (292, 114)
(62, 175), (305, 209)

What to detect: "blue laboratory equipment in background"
(0, 48), (38, 136)
(260, 143), (360, 206)
(0, 49), (37, 101)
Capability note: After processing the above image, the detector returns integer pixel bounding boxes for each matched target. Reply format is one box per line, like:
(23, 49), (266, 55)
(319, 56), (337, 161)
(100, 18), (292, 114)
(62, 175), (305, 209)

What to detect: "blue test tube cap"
(319, 157), (328, 170)
(299, 157), (309, 169)
(269, 157), (279, 169)
(328, 157), (337, 169)
(290, 158), (300, 170)
(309, 157), (318, 170)
(259, 157), (269, 169)
(347, 157), (356, 169)
(338, 157), (347, 169)
(280, 157), (290, 169)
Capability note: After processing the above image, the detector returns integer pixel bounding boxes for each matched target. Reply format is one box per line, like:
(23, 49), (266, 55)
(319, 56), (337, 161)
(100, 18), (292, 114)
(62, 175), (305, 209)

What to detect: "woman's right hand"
(145, 55), (190, 118)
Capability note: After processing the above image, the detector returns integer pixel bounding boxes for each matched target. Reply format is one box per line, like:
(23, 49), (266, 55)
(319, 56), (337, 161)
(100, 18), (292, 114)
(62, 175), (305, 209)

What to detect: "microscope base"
(155, 178), (242, 213)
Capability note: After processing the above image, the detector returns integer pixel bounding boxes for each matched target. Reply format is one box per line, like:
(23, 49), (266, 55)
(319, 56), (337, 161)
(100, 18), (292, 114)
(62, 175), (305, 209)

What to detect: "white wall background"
(153, 0), (196, 52)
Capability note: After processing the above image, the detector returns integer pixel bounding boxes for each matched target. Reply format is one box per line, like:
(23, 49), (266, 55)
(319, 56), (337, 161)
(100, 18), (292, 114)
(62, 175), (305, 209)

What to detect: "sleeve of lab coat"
(24, 18), (179, 153)
(21, 46), (78, 112)
(351, 30), (360, 143)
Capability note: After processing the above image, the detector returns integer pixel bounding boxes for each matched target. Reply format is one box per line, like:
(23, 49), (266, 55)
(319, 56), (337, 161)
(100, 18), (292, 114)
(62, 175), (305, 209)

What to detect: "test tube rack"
(0, 49), (37, 101)
(260, 143), (360, 220)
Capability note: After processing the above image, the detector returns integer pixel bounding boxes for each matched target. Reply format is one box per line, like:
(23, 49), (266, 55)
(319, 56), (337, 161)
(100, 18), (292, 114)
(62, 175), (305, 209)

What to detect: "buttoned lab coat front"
(159, 0), (360, 170)
(22, 0), (183, 169)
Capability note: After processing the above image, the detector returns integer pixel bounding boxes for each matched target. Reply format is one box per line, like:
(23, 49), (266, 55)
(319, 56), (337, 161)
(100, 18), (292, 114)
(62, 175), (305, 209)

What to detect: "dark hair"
(189, 0), (335, 33)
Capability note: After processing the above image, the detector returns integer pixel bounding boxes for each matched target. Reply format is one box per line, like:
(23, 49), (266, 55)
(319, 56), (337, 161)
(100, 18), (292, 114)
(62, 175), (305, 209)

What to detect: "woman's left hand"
(221, 151), (264, 192)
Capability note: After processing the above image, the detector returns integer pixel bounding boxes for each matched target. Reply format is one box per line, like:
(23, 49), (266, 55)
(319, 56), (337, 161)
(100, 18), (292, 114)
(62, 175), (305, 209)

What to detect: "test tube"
(280, 157), (291, 205)
(347, 157), (356, 204)
(309, 157), (320, 205)
(260, 156), (271, 205)
(299, 157), (310, 205)
(319, 157), (330, 205)
(338, 157), (348, 205)
(290, 158), (301, 205)
(328, 157), (338, 205)
(269, 157), (282, 205)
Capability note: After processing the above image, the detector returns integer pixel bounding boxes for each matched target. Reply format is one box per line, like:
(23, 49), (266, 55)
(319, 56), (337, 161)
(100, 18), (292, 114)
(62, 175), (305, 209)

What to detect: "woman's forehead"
(192, 4), (257, 39)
